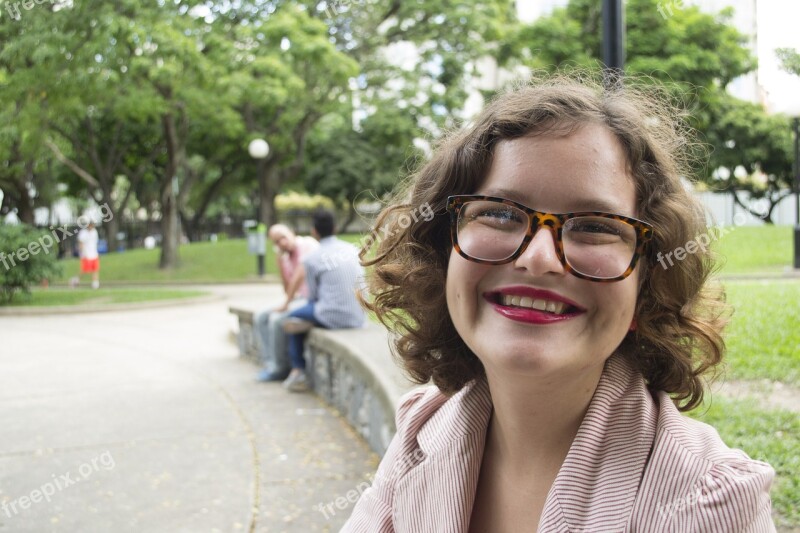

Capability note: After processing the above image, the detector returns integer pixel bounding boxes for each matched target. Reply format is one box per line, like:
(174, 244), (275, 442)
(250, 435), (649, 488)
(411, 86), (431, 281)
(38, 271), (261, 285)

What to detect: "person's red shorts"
(80, 258), (100, 273)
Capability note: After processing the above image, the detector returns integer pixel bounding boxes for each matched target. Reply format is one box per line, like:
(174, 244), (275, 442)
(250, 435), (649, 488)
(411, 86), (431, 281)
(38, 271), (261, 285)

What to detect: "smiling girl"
(342, 74), (775, 532)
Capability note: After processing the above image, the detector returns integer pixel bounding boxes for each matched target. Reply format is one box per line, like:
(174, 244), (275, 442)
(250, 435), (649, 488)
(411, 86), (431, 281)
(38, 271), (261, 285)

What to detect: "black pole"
(256, 157), (266, 277)
(793, 117), (800, 269)
(602, 0), (625, 88)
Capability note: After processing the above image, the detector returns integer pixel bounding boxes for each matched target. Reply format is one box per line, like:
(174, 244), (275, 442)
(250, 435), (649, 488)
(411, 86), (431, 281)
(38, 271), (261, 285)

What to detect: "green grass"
(714, 225), (793, 275)
(47, 225), (793, 283)
(52, 234), (366, 283)
(723, 280), (800, 385)
(5, 287), (207, 307)
(53, 240), (273, 283)
(691, 396), (800, 528)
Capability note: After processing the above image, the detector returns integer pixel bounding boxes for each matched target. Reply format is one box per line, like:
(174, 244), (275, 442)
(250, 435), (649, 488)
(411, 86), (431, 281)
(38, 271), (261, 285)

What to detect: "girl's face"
(445, 123), (641, 383)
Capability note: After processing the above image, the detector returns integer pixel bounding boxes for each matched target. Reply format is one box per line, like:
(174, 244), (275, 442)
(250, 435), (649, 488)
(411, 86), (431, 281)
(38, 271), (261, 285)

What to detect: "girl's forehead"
(477, 127), (636, 215)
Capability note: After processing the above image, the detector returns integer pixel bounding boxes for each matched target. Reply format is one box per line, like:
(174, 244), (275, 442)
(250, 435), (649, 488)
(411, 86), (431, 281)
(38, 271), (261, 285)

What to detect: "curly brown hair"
(360, 72), (728, 412)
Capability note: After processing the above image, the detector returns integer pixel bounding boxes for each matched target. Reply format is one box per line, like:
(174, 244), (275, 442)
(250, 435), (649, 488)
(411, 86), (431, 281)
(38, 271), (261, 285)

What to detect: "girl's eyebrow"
(477, 187), (626, 214)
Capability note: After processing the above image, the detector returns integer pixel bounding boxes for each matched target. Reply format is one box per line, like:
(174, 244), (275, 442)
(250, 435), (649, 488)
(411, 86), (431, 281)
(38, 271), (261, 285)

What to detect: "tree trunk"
(159, 112), (182, 269)
(15, 175), (35, 225)
(159, 178), (180, 268)
(261, 187), (278, 228)
(340, 203), (357, 233)
(103, 215), (120, 252)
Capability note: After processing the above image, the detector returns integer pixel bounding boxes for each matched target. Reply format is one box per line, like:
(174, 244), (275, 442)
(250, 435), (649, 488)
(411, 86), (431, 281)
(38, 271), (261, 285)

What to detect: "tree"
(0, 8), (65, 225)
(776, 48), (800, 76)
(501, 0), (798, 219)
(302, 108), (423, 231)
(206, 0), (517, 227)
(3, 0), (519, 270)
(3, 0), (247, 267)
(703, 95), (793, 223)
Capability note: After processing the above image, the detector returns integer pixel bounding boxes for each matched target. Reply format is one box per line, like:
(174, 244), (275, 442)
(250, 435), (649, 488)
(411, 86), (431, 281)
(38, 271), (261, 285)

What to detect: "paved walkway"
(0, 284), (377, 532)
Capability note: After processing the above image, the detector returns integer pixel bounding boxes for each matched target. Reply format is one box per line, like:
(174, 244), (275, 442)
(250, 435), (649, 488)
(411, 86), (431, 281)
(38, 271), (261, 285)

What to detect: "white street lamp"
(248, 138), (270, 160)
(249, 138), (269, 277)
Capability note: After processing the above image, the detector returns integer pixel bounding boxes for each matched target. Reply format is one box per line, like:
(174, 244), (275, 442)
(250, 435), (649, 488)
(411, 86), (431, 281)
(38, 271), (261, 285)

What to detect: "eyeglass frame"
(445, 194), (655, 282)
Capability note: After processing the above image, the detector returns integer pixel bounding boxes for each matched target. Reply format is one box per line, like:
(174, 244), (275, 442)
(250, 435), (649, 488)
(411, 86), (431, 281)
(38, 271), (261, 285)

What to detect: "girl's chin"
(480, 348), (574, 371)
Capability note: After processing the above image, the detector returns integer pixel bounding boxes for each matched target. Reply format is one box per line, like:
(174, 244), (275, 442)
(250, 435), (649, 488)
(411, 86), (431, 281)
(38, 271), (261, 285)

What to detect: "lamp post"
(772, 100), (800, 269)
(793, 116), (800, 269)
(602, 0), (624, 88)
(248, 138), (270, 277)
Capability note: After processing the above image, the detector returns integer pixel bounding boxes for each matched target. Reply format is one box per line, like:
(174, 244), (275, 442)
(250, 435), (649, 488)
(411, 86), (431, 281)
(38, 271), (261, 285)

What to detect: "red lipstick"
(483, 286), (586, 325)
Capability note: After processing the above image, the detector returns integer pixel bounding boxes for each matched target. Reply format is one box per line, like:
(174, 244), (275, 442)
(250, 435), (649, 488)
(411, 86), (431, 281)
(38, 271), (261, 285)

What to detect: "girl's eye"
(473, 208), (523, 222)
(570, 220), (621, 235)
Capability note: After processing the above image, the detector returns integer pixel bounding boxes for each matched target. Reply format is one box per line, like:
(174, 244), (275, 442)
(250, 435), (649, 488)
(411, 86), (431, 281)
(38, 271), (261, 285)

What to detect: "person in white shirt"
(77, 222), (100, 289)
(254, 224), (319, 382)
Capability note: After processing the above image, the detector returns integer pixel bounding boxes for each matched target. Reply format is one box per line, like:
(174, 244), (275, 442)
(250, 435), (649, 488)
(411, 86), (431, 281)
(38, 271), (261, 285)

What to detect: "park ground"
(2, 225), (799, 530)
(0, 284), (378, 532)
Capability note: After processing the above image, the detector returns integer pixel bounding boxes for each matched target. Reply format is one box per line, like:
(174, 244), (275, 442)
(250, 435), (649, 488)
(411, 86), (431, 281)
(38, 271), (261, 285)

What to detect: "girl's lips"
(482, 286), (586, 325)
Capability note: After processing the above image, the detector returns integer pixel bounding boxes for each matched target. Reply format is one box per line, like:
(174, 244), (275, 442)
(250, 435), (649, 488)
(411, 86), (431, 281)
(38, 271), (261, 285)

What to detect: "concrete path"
(0, 284), (378, 532)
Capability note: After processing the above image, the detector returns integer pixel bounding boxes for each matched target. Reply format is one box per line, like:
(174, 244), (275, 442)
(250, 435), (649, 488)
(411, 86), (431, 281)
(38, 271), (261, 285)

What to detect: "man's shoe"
(282, 318), (315, 334)
(256, 369), (290, 382)
(283, 372), (310, 393)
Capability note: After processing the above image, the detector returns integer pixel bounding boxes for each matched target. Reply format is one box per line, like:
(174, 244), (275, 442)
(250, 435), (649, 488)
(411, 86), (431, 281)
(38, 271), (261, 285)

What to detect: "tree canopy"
(0, 0), (517, 266)
(503, 0), (792, 222)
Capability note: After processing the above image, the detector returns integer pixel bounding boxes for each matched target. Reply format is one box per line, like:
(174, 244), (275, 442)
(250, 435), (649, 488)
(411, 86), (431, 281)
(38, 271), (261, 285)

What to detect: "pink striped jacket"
(341, 355), (776, 532)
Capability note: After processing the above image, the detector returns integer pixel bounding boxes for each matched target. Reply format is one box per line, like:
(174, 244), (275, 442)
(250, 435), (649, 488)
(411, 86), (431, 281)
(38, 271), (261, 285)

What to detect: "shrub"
(0, 223), (63, 303)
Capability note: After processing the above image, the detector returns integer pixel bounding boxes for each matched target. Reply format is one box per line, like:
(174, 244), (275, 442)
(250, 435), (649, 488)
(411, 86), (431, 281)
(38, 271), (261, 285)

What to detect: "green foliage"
(275, 192), (336, 212)
(503, 0), (794, 219)
(2, 0), (518, 255)
(776, 48), (800, 77)
(0, 224), (63, 303)
(509, 0), (754, 87)
(301, 108), (423, 226)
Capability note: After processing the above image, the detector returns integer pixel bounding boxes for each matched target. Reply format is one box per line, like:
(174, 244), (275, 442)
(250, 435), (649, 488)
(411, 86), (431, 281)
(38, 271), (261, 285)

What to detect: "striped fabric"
(303, 236), (366, 329)
(341, 355), (776, 532)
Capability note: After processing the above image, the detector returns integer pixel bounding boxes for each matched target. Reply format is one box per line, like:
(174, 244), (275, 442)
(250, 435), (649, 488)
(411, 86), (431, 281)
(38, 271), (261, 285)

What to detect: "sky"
(755, 0), (800, 114)
(515, 0), (800, 115)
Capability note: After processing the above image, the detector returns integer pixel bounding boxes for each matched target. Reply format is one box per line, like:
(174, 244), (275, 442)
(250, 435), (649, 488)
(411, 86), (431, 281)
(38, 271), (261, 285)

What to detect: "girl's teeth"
(500, 295), (568, 314)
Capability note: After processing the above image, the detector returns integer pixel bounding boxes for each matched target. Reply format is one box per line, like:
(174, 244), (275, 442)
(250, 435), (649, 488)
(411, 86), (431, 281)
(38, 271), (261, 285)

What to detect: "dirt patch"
(712, 379), (800, 413)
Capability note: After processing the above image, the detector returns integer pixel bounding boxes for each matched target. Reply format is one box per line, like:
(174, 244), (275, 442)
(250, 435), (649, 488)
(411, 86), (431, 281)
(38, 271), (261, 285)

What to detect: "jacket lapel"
(391, 355), (657, 533)
(538, 356), (658, 532)
(393, 378), (493, 533)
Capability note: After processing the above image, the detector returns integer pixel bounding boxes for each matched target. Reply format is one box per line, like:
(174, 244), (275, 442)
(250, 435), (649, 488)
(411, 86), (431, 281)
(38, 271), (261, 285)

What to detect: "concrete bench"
(228, 306), (416, 455)
(228, 307), (261, 364)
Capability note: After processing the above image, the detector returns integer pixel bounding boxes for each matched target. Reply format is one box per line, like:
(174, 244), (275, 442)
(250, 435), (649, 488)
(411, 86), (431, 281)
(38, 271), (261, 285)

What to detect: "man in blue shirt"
(280, 210), (366, 392)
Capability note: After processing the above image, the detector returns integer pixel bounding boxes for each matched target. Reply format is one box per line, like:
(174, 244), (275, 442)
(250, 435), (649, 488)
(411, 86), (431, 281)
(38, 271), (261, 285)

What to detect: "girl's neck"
(482, 362), (604, 469)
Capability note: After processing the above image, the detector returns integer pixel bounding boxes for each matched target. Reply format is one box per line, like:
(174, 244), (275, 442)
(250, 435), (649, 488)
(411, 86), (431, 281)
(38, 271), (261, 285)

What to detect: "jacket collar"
(395, 355), (658, 532)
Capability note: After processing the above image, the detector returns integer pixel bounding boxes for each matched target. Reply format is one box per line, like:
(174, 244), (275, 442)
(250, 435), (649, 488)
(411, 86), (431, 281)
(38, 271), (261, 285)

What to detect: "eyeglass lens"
(456, 200), (638, 279)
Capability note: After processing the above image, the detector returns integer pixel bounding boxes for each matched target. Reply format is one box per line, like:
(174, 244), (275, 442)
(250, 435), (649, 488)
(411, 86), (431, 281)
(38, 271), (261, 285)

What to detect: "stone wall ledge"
(229, 306), (416, 455)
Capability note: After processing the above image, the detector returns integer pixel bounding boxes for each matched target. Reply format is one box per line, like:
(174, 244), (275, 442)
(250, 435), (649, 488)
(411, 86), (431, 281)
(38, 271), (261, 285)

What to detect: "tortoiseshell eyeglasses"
(446, 195), (654, 282)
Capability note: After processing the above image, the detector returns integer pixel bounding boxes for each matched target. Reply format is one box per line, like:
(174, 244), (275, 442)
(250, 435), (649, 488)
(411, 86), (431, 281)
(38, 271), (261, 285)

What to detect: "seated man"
(280, 210), (366, 393)
(254, 224), (318, 382)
